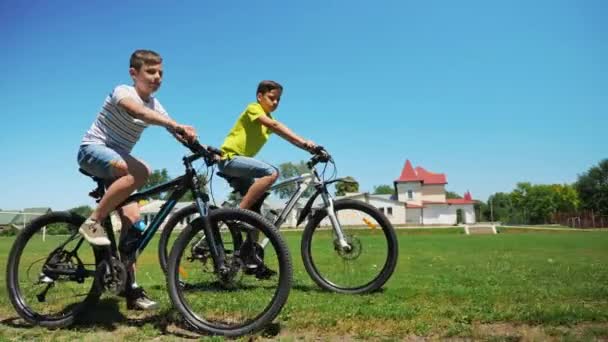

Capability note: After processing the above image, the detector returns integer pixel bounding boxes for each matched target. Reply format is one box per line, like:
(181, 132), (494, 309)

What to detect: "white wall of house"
(406, 208), (422, 224)
(460, 205), (476, 224)
(396, 182), (421, 203)
(421, 204), (476, 225)
(421, 184), (447, 202)
(423, 205), (456, 225)
(367, 198), (406, 225)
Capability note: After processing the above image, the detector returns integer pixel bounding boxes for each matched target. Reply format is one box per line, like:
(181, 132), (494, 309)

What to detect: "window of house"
(407, 190), (413, 200)
(387, 207), (393, 216)
(378, 207), (384, 214)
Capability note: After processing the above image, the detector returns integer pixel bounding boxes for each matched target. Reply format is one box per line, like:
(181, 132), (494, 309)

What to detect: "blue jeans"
(218, 156), (278, 196)
(77, 144), (134, 180)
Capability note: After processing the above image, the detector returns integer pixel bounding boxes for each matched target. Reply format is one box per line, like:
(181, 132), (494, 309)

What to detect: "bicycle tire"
(166, 208), (292, 337)
(6, 212), (103, 328)
(301, 199), (398, 294)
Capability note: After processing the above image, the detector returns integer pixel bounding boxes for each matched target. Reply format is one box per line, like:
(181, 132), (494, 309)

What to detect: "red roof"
(395, 160), (447, 185)
(406, 203), (424, 208)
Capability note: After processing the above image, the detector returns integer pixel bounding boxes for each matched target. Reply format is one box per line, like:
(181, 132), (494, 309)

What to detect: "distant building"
(0, 208), (52, 230)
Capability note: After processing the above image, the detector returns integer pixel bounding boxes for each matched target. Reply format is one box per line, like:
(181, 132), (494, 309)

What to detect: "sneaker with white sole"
(126, 287), (159, 311)
(78, 218), (111, 246)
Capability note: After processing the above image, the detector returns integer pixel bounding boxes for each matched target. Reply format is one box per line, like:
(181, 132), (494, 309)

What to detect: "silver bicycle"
(161, 147), (398, 294)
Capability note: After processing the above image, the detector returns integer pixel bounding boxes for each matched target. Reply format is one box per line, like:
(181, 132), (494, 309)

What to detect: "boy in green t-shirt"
(219, 80), (317, 277)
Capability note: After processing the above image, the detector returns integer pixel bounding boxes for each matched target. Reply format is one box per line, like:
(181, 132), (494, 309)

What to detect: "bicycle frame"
(97, 148), (228, 273)
(261, 165), (351, 250)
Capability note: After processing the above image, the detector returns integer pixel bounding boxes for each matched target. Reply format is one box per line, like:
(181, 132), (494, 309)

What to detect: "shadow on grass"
(292, 282), (387, 295)
(1, 297), (283, 339)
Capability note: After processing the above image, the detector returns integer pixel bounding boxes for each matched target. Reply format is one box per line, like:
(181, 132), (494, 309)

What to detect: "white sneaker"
(78, 218), (111, 246)
(126, 287), (159, 310)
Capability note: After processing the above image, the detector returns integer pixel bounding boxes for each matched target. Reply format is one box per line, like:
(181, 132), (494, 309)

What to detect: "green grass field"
(1, 228), (607, 341)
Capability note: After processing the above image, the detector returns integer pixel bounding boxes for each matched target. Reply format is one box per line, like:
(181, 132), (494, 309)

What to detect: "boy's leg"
(77, 144), (138, 245)
(90, 154), (150, 221)
(218, 157), (278, 279)
(117, 203), (158, 311)
(78, 148), (149, 245)
(218, 156), (278, 210)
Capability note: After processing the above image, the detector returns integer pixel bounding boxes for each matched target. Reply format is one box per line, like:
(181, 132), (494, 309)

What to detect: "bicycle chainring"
(97, 256), (127, 294)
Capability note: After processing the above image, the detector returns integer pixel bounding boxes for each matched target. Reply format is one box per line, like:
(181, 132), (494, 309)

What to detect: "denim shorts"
(77, 144), (130, 180)
(218, 156), (278, 195)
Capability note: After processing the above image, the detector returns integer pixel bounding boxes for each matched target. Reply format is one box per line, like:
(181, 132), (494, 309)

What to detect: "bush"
(46, 223), (71, 235)
(0, 226), (19, 236)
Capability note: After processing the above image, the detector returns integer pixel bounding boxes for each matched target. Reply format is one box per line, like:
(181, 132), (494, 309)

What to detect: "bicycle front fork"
(194, 197), (229, 275)
(323, 197), (351, 251)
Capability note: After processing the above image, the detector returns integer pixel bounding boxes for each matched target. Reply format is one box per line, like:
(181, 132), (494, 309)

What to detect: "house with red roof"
(331, 160), (477, 226)
(393, 160), (476, 224)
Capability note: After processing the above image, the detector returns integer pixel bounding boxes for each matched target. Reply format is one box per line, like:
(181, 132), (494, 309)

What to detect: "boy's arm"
(257, 115), (316, 151)
(118, 98), (197, 141)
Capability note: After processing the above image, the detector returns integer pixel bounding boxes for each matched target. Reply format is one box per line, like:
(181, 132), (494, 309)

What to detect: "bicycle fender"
(296, 190), (322, 227)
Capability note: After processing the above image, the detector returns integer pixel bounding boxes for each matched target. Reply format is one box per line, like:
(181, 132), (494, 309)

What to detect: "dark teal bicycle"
(5, 140), (292, 337)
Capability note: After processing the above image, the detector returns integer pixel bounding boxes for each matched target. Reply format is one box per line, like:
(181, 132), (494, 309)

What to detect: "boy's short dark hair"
(130, 50), (162, 70)
(257, 80), (283, 95)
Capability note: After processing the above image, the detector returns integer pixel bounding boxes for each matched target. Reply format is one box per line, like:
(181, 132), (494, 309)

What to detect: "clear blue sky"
(0, 0), (606, 211)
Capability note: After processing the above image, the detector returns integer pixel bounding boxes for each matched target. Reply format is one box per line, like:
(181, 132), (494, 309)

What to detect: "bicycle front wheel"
(166, 208), (292, 337)
(6, 212), (102, 327)
(301, 199), (398, 294)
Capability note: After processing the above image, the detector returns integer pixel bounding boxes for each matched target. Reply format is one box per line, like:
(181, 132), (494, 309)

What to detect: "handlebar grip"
(206, 145), (223, 157)
(313, 145), (325, 154)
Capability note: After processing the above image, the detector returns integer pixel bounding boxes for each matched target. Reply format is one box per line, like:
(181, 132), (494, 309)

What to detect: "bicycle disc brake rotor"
(218, 255), (244, 288)
(334, 235), (362, 260)
(189, 239), (243, 287)
(97, 257), (127, 294)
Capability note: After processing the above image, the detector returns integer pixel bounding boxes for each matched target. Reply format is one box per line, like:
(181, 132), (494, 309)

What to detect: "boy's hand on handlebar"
(302, 140), (317, 153)
(173, 124), (197, 143)
(203, 144), (223, 161)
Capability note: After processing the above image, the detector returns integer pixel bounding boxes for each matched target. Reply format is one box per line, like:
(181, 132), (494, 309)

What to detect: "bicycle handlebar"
(180, 139), (223, 166)
(308, 145), (332, 166)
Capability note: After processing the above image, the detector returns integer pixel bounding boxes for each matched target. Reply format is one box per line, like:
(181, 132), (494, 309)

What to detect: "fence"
(551, 211), (608, 228)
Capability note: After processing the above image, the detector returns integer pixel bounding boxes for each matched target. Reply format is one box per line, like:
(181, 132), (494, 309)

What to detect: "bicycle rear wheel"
(167, 208), (292, 337)
(301, 199), (398, 294)
(6, 212), (102, 327)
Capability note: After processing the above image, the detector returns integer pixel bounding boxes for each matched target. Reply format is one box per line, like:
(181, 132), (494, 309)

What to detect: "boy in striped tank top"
(77, 50), (197, 310)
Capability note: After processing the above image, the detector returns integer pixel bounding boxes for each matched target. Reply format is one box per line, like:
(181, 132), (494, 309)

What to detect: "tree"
(140, 169), (171, 200)
(552, 184), (579, 213)
(446, 191), (462, 199)
(335, 176), (359, 196)
(273, 161), (313, 199)
(69, 205), (93, 218)
(373, 184), (393, 195)
(485, 192), (514, 223)
(575, 159), (608, 215)
(509, 182), (580, 224)
(179, 175), (209, 202)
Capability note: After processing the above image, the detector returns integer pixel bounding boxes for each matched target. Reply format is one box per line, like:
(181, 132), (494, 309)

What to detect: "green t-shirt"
(220, 102), (274, 159)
